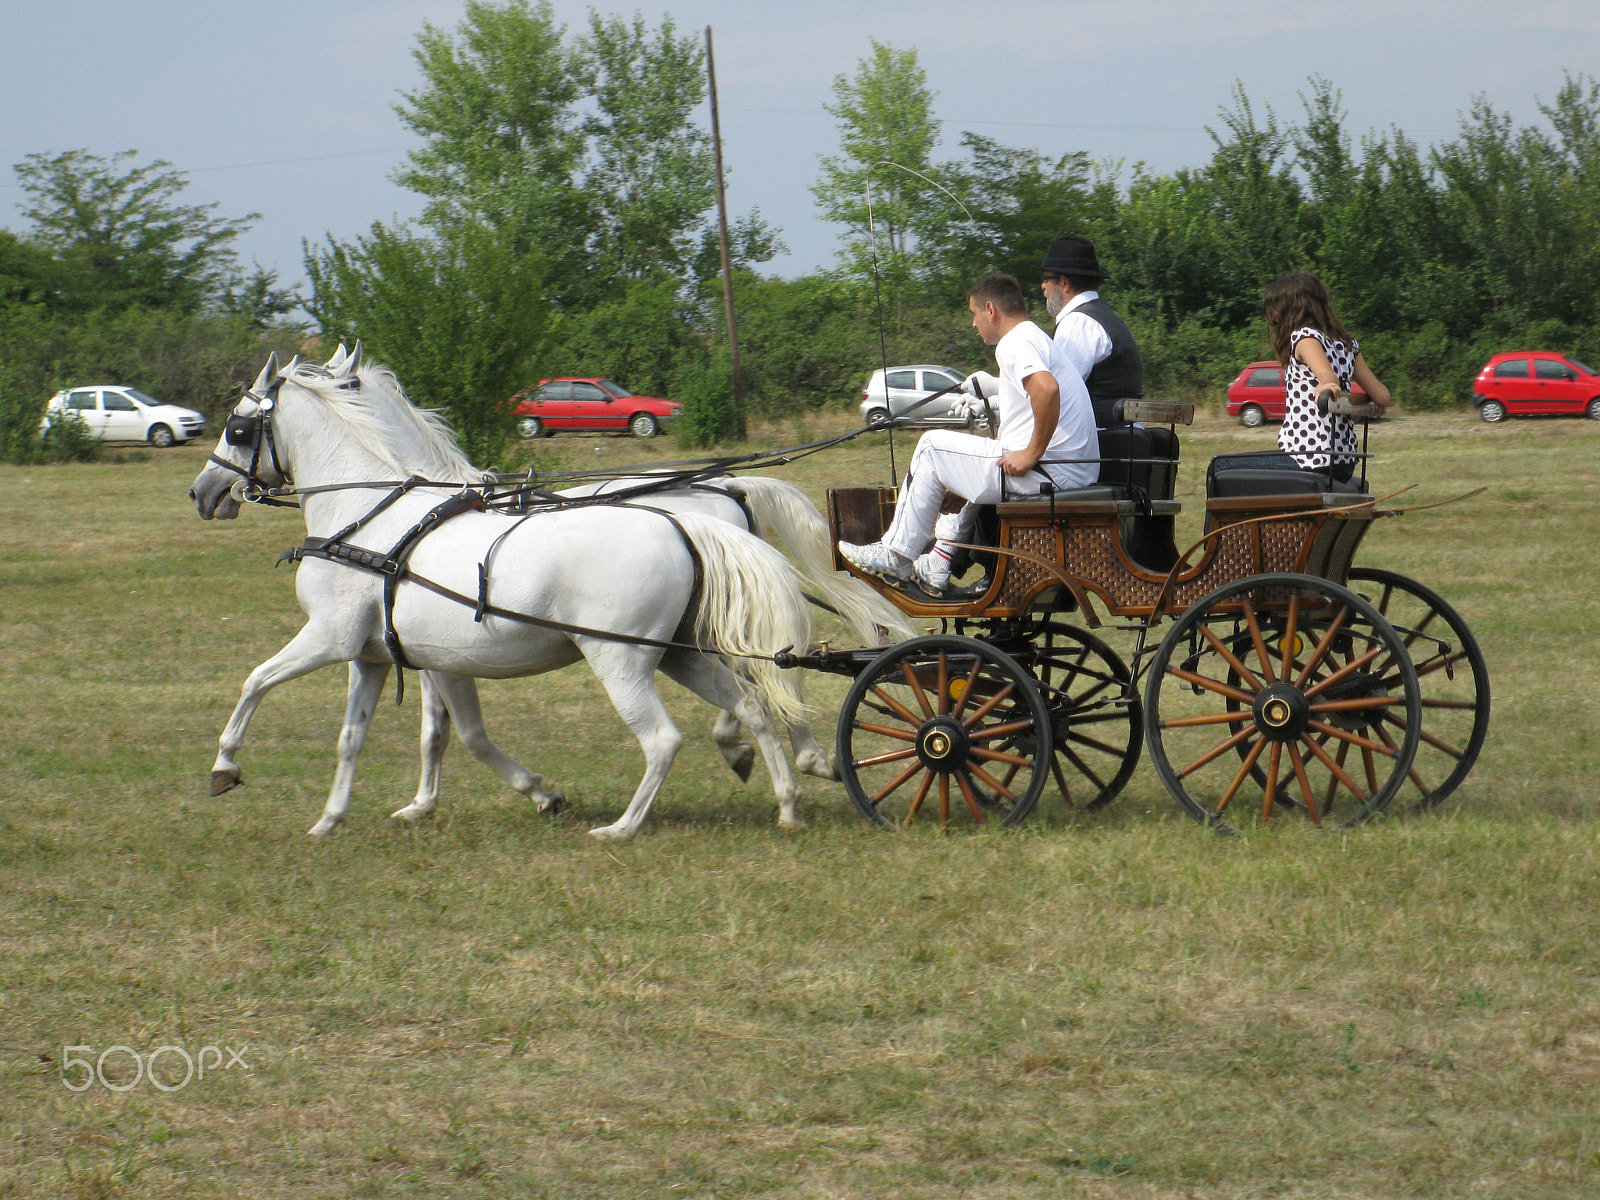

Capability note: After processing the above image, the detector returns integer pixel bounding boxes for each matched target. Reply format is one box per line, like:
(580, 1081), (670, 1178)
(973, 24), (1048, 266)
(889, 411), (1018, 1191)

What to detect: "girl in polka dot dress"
(1265, 272), (1390, 482)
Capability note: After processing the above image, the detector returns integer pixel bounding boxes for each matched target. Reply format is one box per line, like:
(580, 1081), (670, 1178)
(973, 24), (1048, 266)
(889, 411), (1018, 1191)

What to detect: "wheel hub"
(1252, 682), (1310, 742)
(1319, 671), (1389, 731)
(915, 716), (971, 774)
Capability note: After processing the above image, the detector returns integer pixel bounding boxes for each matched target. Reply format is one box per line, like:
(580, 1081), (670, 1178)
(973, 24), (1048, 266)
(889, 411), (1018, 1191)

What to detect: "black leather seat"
(1206, 450), (1367, 499)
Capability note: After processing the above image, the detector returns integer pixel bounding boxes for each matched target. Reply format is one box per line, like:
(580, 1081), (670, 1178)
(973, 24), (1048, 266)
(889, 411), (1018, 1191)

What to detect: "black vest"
(1075, 297), (1143, 426)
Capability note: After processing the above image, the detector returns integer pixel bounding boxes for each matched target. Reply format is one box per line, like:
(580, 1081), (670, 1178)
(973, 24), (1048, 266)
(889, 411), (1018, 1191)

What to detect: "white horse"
(190, 351), (813, 840)
(395, 472), (915, 820)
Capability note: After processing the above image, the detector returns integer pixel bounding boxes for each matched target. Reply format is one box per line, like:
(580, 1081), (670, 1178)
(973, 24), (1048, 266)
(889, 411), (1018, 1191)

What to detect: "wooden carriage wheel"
(1143, 573), (1422, 832)
(836, 635), (1052, 828)
(1346, 568), (1489, 809)
(1026, 620), (1142, 811)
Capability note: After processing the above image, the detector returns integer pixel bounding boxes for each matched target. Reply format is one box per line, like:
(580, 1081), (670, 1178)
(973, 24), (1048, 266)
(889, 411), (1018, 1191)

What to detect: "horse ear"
(326, 343), (349, 370)
(283, 355), (303, 377)
(252, 352), (279, 393)
(344, 340), (363, 378)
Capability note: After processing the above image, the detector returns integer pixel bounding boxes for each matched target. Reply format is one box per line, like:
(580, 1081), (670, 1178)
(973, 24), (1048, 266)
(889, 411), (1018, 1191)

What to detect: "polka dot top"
(1277, 327), (1358, 471)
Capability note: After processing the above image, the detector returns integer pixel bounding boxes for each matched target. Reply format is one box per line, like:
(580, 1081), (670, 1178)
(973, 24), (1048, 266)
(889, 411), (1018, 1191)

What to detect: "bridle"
(208, 382), (296, 507)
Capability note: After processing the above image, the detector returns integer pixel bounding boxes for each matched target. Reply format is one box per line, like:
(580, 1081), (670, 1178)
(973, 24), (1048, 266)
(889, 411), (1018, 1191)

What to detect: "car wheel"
(866, 407), (889, 426)
(518, 416), (545, 439)
(629, 412), (659, 438)
(148, 424), (176, 448)
(1239, 404), (1265, 428)
(1588, 398), (1600, 421)
(1479, 400), (1507, 424)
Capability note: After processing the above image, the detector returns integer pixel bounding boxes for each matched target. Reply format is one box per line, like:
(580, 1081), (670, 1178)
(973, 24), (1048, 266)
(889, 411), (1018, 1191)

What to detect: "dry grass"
(1, 411), (1597, 1198)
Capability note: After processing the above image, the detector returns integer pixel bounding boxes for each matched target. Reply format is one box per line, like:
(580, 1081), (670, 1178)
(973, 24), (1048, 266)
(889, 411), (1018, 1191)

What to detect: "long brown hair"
(1263, 272), (1353, 365)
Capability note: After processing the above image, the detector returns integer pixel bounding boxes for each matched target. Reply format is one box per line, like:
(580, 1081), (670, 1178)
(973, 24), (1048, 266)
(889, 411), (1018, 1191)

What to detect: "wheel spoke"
(950, 658), (984, 720)
(1241, 596), (1276, 681)
(1177, 724), (1257, 778)
(854, 747), (920, 767)
(1200, 622), (1265, 692)
(870, 760), (927, 804)
(1287, 741), (1322, 826)
(868, 685), (923, 729)
(904, 770), (935, 821)
(1216, 737), (1268, 817)
(1059, 743), (1109, 794)
(853, 719), (918, 743)
(954, 771), (986, 821)
(1166, 665), (1256, 705)
(1261, 742), (1283, 821)
(1280, 591), (1302, 683)
(1293, 605), (1349, 688)
(899, 662), (935, 719)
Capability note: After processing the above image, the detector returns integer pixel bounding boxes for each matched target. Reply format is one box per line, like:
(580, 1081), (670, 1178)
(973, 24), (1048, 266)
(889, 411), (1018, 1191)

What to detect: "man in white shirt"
(838, 274), (1097, 591)
(1036, 234), (1144, 428)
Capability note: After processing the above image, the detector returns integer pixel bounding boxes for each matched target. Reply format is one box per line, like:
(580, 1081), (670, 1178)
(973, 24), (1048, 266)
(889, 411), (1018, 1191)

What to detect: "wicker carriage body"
(827, 486), (1379, 626)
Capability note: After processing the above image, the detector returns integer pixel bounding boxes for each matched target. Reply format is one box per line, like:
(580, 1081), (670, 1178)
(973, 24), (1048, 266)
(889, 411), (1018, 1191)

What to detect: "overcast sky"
(3, 0), (1598, 297)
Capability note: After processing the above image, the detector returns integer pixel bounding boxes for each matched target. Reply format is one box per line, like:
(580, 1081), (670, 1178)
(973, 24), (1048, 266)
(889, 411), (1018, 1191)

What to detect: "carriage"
(797, 398), (1489, 833)
(194, 350), (1485, 840)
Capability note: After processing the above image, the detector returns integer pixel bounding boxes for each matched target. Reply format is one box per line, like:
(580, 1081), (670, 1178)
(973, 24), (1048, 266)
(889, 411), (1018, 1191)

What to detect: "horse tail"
(673, 512), (812, 729)
(725, 475), (915, 644)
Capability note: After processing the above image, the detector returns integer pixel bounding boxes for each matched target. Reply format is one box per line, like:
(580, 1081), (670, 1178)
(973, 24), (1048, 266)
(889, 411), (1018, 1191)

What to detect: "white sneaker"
(839, 540), (912, 584)
(913, 548), (951, 593)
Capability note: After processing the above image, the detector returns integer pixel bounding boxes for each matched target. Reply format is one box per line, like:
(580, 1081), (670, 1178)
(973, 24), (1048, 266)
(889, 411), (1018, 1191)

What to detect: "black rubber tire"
(1144, 573), (1421, 832)
(837, 635), (1052, 828)
(1025, 621), (1141, 810)
(1479, 400), (1506, 423)
(866, 407), (889, 426)
(1587, 398), (1600, 421)
(1346, 568), (1489, 810)
(1240, 405), (1265, 428)
(629, 412), (659, 438)
(518, 416), (545, 438)
(148, 424), (175, 448)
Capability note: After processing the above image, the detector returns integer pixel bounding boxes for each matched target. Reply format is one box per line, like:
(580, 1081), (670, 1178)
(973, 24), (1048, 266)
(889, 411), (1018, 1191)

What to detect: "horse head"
(189, 353), (299, 519)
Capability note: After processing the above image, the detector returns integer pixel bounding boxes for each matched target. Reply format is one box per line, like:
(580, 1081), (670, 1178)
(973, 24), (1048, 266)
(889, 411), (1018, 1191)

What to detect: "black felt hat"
(1036, 234), (1108, 279)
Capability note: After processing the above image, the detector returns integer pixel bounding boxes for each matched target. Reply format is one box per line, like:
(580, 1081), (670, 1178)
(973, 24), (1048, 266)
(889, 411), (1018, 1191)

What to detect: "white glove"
(948, 392), (986, 421)
(961, 371), (999, 399)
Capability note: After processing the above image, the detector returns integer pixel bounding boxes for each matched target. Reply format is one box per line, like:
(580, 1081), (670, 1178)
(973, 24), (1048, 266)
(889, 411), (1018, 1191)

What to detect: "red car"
(511, 378), (681, 438)
(1471, 351), (1600, 423)
(1225, 361), (1367, 427)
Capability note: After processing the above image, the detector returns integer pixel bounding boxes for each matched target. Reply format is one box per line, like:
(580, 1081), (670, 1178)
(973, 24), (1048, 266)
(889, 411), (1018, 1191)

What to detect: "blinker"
(225, 414), (260, 446)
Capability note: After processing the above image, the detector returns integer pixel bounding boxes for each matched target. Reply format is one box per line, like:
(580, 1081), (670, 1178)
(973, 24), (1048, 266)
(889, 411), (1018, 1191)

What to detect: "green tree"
(305, 219), (550, 466)
(812, 42), (948, 289)
(13, 149), (256, 313)
(576, 12), (715, 284)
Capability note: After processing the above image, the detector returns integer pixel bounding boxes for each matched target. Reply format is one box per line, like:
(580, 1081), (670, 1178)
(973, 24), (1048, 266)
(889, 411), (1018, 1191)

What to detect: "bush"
(0, 366), (97, 463)
(671, 349), (744, 446)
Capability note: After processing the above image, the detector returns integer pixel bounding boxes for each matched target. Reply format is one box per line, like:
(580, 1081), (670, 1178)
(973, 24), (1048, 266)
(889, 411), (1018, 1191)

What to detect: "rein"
(279, 484), (787, 704)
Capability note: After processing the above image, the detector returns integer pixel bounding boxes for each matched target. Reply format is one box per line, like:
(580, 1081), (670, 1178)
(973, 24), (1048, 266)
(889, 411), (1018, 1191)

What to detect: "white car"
(42, 385), (207, 447)
(858, 364), (982, 428)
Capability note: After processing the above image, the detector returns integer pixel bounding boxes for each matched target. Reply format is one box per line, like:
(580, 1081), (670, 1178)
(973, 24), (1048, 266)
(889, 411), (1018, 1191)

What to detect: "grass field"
(2, 409), (1598, 1198)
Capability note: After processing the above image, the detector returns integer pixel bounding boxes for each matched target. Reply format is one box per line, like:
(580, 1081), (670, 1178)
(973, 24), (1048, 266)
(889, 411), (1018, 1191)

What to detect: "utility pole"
(704, 25), (746, 435)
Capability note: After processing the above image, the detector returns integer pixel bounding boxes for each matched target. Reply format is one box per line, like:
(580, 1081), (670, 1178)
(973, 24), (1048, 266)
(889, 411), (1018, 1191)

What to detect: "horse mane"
(284, 360), (482, 484)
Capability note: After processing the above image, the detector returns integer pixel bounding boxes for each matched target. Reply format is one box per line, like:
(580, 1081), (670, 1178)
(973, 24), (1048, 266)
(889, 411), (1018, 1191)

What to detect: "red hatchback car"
(511, 377), (681, 438)
(1225, 361), (1366, 426)
(1471, 352), (1600, 423)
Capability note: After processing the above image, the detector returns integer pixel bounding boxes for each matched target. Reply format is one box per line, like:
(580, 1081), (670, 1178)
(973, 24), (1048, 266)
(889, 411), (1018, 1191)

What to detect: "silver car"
(858, 364), (979, 427)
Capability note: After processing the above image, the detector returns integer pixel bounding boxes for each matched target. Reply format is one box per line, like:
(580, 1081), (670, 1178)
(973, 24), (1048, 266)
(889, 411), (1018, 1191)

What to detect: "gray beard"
(1045, 292), (1064, 318)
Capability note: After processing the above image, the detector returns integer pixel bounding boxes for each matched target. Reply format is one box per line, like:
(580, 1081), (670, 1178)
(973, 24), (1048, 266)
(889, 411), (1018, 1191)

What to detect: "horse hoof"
(730, 747), (755, 782)
(210, 769), (242, 796)
(587, 823), (630, 841)
(797, 753), (838, 782)
(306, 820), (338, 839)
(389, 804), (433, 823)
(778, 816), (808, 832)
(535, 789), (566, 814)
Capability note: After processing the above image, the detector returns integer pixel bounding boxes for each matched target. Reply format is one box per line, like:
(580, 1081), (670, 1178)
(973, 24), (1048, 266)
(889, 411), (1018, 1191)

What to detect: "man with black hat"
(1036, 234), (1143, 428)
